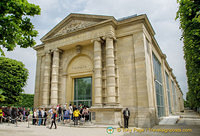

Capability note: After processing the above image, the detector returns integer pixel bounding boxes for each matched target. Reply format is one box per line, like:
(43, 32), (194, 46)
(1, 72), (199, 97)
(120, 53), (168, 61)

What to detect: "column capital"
(45, 50), (52, 55)
(102, 34), (116, 41)
(91, 37), (103, 43)
(52, 48), (63, 53)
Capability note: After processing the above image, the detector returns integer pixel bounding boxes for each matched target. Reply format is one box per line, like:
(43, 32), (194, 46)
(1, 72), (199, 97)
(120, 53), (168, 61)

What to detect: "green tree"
(0, 89), (6, 102)
(0, 0), (41, 56)
(15, 94), (34, 108)
(176, 0), (200, 110)
(0, 57), (28, 106)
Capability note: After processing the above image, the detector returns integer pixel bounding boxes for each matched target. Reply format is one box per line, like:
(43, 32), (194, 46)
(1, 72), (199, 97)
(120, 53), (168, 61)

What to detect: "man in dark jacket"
(123, 108), (130, 128)
(58, 105), (62, 122)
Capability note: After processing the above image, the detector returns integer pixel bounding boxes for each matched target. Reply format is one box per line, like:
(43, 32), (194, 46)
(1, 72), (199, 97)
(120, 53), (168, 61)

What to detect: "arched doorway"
(66, 55), (93, 108)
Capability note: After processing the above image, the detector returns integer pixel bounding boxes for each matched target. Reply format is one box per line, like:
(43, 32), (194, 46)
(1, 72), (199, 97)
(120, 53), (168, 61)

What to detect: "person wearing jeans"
(50, 109), (57, 129)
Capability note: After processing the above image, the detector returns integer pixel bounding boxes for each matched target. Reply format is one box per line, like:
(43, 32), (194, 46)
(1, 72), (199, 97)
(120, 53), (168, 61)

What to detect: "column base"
(90, 106), (123, 125)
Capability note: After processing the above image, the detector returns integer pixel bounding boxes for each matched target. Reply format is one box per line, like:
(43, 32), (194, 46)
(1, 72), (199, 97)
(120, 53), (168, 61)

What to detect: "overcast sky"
(4, 0), (187, 99)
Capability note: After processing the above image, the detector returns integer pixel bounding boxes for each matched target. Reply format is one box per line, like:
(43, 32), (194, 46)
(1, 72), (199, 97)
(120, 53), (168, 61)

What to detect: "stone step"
(159, 116), (180, 125)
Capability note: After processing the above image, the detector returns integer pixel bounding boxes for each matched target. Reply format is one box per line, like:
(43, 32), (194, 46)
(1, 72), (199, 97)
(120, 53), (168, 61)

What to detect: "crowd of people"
(0, 106), (30, 124)
(0, 103), (90, 128)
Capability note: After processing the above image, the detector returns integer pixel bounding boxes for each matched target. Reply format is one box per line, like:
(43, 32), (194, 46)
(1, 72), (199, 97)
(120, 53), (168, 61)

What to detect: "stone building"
(34, 13), (184, 127)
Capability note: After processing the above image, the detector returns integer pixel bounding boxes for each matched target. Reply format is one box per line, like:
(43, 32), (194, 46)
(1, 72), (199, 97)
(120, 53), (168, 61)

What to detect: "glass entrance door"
(73, 77), (92, 107)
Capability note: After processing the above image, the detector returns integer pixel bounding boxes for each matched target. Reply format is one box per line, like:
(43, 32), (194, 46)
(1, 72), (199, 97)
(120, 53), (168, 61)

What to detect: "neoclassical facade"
(34, 13), (184, 127)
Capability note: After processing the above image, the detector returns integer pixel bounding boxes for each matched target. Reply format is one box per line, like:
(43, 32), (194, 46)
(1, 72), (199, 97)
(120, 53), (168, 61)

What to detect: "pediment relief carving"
(52, 20), (98, 38)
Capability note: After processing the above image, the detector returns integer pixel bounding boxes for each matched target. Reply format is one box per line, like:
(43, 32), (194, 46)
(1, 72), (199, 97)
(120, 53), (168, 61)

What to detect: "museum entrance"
(71, 77), (92, 108)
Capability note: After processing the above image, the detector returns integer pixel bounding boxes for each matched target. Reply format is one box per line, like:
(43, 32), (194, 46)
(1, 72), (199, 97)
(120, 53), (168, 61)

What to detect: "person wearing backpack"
(63, 109), (70, 124)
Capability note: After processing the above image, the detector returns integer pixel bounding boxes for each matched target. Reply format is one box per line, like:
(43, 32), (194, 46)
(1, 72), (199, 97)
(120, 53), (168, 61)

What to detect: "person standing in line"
(43, 109), (47, 126)
(23, 107), (26, 121)
(0, 106), (2, 123)
(123, 108), (130, 128)
(73, 108), (80, 126)
(63, 109), (70, 124)
(33, 109), (37, 125)
(49, 109), (57, 129)
(25, 108), (30, 122)
(58, 105), (62, 122)
(11, 107), (14, 124)
(38, 108), (42, 126)
(82, 106), (89, 121)
(69, 104), (73, 121)
(72, 105), (76, 121)
(41, 108), (45, 125)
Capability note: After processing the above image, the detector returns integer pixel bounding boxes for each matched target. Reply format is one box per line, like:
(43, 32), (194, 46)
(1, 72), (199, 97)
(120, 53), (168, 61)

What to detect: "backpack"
(64, 110), (70, 117)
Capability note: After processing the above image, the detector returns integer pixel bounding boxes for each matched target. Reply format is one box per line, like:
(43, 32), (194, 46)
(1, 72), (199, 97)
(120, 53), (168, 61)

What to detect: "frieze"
(54, 20), (97, 37)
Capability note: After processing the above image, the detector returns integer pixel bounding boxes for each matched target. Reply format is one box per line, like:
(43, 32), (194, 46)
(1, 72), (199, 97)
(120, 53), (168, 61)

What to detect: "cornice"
(33, 44), (44, 51)
(42, 19), (117, 43)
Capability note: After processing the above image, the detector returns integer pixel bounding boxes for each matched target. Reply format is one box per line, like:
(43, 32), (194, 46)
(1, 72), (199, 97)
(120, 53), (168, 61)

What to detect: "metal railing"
(0, 113), (90, 128)
(70, 100), (92, 107)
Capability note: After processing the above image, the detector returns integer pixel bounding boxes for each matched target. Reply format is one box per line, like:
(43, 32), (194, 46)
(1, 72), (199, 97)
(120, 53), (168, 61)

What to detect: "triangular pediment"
(41, 13), (115, 41)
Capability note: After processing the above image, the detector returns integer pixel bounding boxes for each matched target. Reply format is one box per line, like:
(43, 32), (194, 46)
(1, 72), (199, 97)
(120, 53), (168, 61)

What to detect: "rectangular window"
(74, 77), (92, 107)
(165, 72), (172, 113)
(153, 53), (165, 117)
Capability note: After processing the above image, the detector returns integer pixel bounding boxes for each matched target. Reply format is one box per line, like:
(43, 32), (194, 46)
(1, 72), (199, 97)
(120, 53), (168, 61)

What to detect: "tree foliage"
(0, 89), (6, 102)
(0, 0), (41, 56)
(176, 0), (200, 109)
(0, 57), (28, 105)
(15, 93), (34, 108)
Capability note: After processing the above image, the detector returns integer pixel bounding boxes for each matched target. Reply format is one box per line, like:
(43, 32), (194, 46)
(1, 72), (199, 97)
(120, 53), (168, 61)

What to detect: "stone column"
(168, 69), (174, 113)
(42, 51), (52, 106)
(105, 36), (116, 105)
(93, 38), (103, 107)
(161, 55), (168, 116)
(51, 48), (62, 105)
(34, 55), (42, 108)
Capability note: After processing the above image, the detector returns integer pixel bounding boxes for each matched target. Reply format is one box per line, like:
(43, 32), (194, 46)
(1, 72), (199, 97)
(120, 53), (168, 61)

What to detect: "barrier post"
(46, 117), (49, 128)
(7, 117), (10, 126)
(27, 116), (30, 128)
(15, 118), (18, 127)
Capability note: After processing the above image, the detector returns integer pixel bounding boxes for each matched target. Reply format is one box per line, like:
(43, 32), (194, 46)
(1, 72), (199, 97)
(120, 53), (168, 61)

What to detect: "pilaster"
(51, 48), (62, 105)
(105, 35), (117, 105)
(93, 38), (103, 107)
(161, 55), (168, 116)
(42, 50), (51, 106)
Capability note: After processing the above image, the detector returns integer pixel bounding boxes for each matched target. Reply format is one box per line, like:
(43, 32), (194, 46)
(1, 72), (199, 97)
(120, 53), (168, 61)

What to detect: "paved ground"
(0, 109), (199, 136)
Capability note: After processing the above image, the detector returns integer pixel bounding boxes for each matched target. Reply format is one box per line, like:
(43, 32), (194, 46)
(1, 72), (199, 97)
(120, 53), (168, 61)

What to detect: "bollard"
(27, 116), (30, 128)
(46, 117), (49, 128)
(15, 118), (18, 127)
(7, 117), (10, 126)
